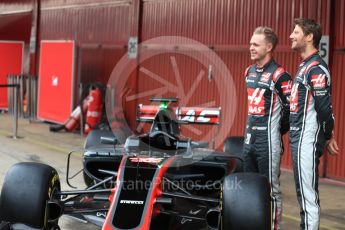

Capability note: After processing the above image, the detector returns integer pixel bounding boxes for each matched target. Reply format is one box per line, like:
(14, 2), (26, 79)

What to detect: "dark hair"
(294, 18), (322, 48)
(253, 26), (278, 51)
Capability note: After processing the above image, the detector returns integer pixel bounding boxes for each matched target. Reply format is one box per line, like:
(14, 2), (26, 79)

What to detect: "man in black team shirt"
(243, 27), (292, 230)
(289, 18), (339, 230)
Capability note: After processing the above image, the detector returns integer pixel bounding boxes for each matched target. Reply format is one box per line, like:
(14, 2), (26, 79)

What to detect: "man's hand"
(326, 137), (339, 156)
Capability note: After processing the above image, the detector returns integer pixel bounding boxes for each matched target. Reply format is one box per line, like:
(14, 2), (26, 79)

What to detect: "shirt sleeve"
(274, 72), (292, 135)
(308, 66), (334, 140)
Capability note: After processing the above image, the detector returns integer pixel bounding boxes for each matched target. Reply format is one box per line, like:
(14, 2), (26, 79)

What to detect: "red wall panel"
(39, 0), (132, 86)
(40, 1), (131, 43)
(327, 52), (345, 181)
(77, 45), (127, 86)
(141, 0), (330, 46)
(123, 44), (237, 149)
(0, 13), (32, 42)
(325, 0), (345, 181)
(37, 41), (76, 124)
(0, 42), (24, 109)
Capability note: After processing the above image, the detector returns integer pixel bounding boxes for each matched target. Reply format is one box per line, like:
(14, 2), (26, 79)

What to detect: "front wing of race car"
(0, 149), (270, 230)
(103, 155), (173, 230)
(102, 153), (223, 230)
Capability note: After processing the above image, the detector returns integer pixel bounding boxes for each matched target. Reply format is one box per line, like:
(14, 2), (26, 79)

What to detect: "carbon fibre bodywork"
(0, 99), (270, 230)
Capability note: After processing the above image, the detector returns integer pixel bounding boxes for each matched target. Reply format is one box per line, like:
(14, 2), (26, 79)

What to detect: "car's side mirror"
(100, 136), (118, 145)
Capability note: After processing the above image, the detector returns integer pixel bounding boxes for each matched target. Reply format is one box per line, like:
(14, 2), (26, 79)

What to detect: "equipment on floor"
(49, 84), (104, 134)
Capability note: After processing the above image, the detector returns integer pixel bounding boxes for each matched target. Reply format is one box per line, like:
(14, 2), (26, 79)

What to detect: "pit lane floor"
(0, 114), (344, 230)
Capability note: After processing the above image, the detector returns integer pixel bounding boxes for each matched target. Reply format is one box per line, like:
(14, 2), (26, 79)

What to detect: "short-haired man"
(244, 27), (292, 230)
(289, 18), (339, 230)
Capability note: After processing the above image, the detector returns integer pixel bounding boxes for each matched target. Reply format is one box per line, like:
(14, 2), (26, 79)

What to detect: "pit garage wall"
(327, 0), (345, 180)
(0, 0), (344, 181)
(0, 0), (33, 74)
(138, 0), (333, 173)
(39, 0), (131, 106)
(0, 0), (32, 43)
(133, 0), (344, 180)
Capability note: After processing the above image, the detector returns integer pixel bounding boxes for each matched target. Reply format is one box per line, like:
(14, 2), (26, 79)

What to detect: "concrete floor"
(0, 114), (344, 230)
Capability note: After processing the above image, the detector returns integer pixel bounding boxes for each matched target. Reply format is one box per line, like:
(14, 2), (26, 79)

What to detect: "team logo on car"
(247, 88), (265, 115)
(129, 157), (164, 164)
(120, 200), (144, 205)
(311, 74), (326, 89)
(178, 108), (220, 124)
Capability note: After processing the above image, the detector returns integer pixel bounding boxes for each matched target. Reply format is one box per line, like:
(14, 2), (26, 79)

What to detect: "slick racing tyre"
(0, 162), (61, 229)
(222, 172), (270, 230)
(223, 136), (244, 172)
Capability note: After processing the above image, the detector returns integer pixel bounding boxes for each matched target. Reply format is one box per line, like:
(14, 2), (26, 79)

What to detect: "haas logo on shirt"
(281, 80), (292, 94)
(290, 83), (299, 112)
(260, 72), (271, 83)
(311, 74), (326, 89)
(248, 88), (265, 115)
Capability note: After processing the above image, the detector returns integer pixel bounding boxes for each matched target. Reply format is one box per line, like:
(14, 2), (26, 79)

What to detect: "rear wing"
(137, 104), (221, 125)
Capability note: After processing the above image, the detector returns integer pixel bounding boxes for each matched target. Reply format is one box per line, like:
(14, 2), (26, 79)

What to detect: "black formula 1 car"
(0, 98), (270, 230)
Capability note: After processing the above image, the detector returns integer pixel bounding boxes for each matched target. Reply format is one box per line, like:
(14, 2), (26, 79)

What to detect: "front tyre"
(0, 162), (61, 229)
(222, 172), (270, 230)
